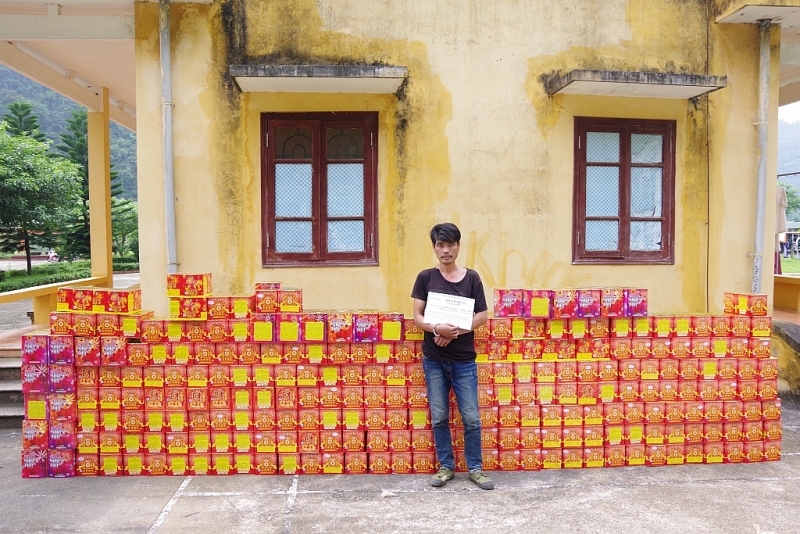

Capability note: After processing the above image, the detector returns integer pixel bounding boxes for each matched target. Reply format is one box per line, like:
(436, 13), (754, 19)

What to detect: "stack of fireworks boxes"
(20, 278), (781, 478)
(21, 274), (434, 477)
(482, 288), (780, 470)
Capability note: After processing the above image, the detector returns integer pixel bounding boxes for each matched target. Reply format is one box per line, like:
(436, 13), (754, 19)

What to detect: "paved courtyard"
(0, 399), (797, 534)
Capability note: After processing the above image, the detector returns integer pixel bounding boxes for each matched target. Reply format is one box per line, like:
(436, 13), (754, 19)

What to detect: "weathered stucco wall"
(135, 0), (779, 317)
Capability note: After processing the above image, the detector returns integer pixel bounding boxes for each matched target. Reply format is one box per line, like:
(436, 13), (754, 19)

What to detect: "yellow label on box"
(324, 463), (344, 474)
(236, 433), (250, 450)
(307, 345), (324, 362)
(80, 412), (96, 430)
(147, 434), (162, 451)
(125, 434), (140, 452)
(195, 434), (209, 451)
(539, 386), (554, 404)
(646, 435), (663, 445)
(215, 433), (230, 450)
(578, 395), (597, 405)
(236, 455), (251, 472)
(656, 319), (670, 336)
(713, 340), (728, 357)
(614, 320), (629, 337)
(542, 352), (557, 361)
(167, 322), (182, 340)
(232, 322), (248, 339)
(254, 367), (270, 385)
(629, 455), (645, 466)
(387, 376), (405, 387)
(151, 345), (167, 366)
(512, 320), (526, 338)
(375, 344), (391, 362)
(738, 296), (748, 313)
(629, 425), (643, 442)
(322, 367), (338, 385)
(530, 298), (549, 317)
(572, 321), (586, 338)
(253, 322), (273, 342)
(282, 455), (297, 471)
(549, 321), (564, 337)
(635, 318), (650, 336)
(122, 317), (137, 336)
(169, 441), (188, 454)
(103, 411), (119, 429)
(507, 352), (523, 362)
(517, 365), (532, 382)
(100, 397), (120, 410)
(609, 427), (623, 444)
(126, 456), (142, 473)
(235, 391), (250, 408)
(577, 351), (593, 361)
(323, 411), (338, 428)
(676, 319), (690, 335)
(279, 322), (299, 342)
(305, 322), (324, 341)
(703, 361), (718, 379)
(232, 368), (248, 385)
(174, 345), (190, 365)
(475, 353), (489, 363)
(187, 376), (206, 388)
(103, 456), (118, 473)
(345, 411), (361, 428)
(412, 411), (428, 428)
(641, 369), (659, 380)
(382, 322), (402, 341)
(497, 387), (513, 404)
(194, 456), (208, 472)
(57, 302), (69, 311)
(668, 434), (684, 444)
(256, 389), (272, 407)
(169, 300), (180, 317)
(601, 385), (616, 402)
(233, 300), (249, 316)
(667, 456), (683, 465)
(148, 412), (163, 429)
(216, 456), (230, 471)
(172, 457), (186, 472)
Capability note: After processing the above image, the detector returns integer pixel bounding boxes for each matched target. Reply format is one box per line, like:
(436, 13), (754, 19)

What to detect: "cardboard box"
(552, 290), (579, 318)
(601, 288), (627, 317)
(49, 312), (73, 336)
(577, 289), (602, 318)
(524, 289), (552, 319)
(625, 289), (648, 317)
(494, 288), (525, 317)
(167, 273), (212, 297)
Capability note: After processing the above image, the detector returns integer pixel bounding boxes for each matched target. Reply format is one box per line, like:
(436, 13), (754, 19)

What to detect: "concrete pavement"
(0, 399), (797, 534)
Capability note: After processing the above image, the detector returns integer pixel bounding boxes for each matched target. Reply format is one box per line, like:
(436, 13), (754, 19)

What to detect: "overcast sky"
(780, 101), (800, 123)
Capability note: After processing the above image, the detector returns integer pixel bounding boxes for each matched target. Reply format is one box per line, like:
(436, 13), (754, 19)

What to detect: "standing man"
(411, 223), (493, 490)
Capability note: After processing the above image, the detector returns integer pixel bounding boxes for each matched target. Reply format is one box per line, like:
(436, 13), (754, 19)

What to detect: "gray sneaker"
(469, 470), (494, 490)
(431, 468), (455, 487)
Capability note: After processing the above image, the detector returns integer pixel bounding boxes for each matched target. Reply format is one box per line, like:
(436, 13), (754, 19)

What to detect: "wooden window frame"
(261, 112), (378, 267)
(572, 117), (676, 265)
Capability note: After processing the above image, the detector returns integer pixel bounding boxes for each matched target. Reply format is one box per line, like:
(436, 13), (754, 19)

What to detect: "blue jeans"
(422, 357), (483, 472)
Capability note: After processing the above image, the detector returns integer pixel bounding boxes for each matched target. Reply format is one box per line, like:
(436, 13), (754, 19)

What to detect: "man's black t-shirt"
(411, 267), (488, 362)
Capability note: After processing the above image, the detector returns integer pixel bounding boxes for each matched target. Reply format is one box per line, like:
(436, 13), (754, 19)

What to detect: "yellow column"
(88, 87), (113, 287)
(32, 293), (57, 326)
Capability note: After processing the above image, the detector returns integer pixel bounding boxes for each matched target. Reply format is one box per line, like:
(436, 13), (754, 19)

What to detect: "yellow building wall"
(135, 0), (780, 317)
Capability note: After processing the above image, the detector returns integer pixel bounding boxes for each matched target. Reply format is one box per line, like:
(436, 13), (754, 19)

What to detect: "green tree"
(0, 124), (82, 273)
(54, 108), (130, 260)
(2, 100), (46, 141)
(780, 181), (800, 221)
(112, 199), (138, 257)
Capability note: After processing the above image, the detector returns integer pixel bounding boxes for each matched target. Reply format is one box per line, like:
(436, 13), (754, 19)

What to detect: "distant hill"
(0, 65), (137, 200)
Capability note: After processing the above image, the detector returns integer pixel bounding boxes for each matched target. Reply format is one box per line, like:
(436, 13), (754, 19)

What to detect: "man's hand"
(434, 336), (452, 347)
(436, 323), (459, 339)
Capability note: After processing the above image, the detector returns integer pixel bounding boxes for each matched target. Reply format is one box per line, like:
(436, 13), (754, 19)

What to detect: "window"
(573, 117), (675, 264)
(261, 113), (378, 266)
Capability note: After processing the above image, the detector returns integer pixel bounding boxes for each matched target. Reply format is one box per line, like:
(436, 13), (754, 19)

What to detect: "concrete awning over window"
(230, 65), (408, 94)
(547, 70), (727, 99)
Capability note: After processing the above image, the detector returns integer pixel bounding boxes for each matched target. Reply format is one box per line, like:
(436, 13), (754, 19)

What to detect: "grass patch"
(780, 256), (800, 274)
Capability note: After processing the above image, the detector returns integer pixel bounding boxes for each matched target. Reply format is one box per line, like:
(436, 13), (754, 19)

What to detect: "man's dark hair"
(430, 223), (461, 245)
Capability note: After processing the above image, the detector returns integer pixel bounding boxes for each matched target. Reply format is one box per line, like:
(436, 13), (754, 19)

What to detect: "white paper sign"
(423, 292), (475, 331)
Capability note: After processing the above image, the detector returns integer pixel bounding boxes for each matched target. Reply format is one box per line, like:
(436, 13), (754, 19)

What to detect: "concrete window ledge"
(230, 64), (408, 94)
(546, 70), (727, 99)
